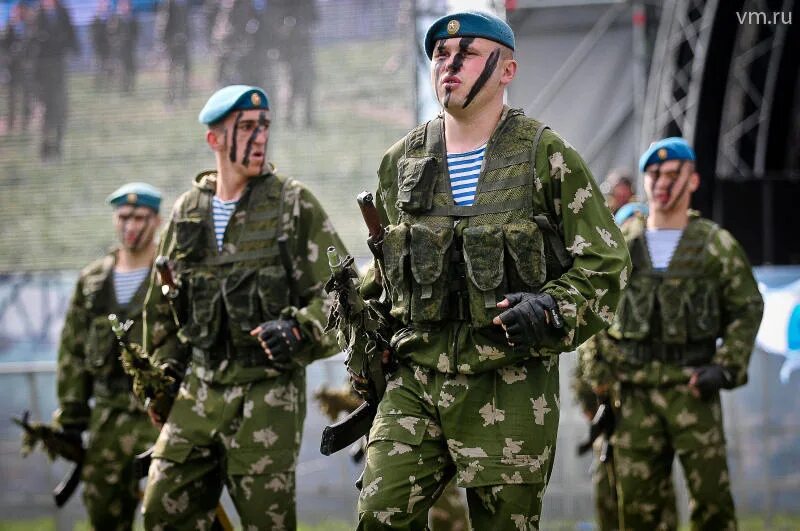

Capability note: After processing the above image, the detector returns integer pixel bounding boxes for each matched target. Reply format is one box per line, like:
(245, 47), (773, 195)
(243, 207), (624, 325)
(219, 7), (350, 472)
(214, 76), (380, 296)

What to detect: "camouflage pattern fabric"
(571, 364), (621, 531)
(358, 108), (629, 527)
(614, 384), (728, 530)
(579, 212), (763, 530)
(142, 372), (302, 530)
(358, 361), (554, 529)
(142, 169), (346, 528)
(82, 407), (157, 530)
(54, 250), (157, 528)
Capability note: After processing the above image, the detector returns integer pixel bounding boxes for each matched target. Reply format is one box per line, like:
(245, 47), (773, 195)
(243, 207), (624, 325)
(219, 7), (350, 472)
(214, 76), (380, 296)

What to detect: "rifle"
(110, 313), (178, 419)
(155, 255), (184, 325)
(320, 246), (391, 456)
(356, 191), (385, 284)
(577, 399), (615, 462)
(12, 411), (85, 507)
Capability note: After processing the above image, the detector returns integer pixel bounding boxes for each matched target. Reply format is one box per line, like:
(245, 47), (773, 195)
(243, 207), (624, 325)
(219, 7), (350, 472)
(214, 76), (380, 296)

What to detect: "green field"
(0, 38), (414, 271)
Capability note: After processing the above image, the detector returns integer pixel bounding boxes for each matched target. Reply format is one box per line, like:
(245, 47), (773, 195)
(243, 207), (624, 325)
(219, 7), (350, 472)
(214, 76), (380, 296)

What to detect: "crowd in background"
(0, 0), (319, 160)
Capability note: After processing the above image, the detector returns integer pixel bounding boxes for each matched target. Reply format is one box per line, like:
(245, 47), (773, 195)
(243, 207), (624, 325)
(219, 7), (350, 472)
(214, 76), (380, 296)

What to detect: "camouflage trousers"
(358, 359), (558, 530)
(142, 370), (305, 530)
(82, 405), (158, 530)
(591, 439), (619, 531)
(613, 384), (735, 530)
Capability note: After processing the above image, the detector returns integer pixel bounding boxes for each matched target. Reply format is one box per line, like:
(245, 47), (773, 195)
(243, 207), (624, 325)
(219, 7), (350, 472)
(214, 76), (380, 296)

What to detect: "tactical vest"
(381, 108), (572, 329)
(608, 215), (721, 365)
(80, 253), (145, 399)
(172, 171), (293, 368)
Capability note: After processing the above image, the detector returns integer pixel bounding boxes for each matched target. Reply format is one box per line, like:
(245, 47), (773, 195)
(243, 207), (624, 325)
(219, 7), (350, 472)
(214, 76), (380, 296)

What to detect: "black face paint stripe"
(241, 112), (265, 167)
(434, 40), (447, 96)
(443, 37), (474, 108)
(462, 48), (501, 109)
(229, 111), (243, 163)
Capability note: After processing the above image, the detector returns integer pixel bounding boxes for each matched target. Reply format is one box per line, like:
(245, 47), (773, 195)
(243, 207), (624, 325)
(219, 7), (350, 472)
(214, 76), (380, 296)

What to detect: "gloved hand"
(689, 364), (734, 400)
(251, 319), (304, 369)
(492, 292), (562, 347)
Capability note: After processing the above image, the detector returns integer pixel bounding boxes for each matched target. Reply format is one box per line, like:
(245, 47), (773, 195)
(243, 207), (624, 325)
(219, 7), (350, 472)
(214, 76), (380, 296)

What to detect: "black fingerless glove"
(258, 319), (304, 368)
(692, 364), (735, 400)
(497, 292), (563, 347)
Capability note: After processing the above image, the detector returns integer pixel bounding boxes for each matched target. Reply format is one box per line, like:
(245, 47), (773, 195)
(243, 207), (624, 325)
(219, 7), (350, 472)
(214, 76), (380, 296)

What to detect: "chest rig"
(172, 172), (293, 368)
(608, 215), (722, 365)
(381, 109), (572, 329)
(81, 253), (146, 396)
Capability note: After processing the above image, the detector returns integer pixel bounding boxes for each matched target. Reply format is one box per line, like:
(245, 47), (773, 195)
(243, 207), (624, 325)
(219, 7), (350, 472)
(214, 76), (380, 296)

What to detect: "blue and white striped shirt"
(113, 267), (149, 306)
(447, 144), (486, 206)
(212, 196), (239, 251)
(646, 229), (683, 271)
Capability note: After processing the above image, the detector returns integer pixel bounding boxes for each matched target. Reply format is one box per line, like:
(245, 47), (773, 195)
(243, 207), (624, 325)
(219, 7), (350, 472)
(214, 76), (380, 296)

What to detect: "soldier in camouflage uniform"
(578, 137), (764, 530)
(571, 201), (675, 531)
(141, 85), (347, 529)
(54, 182), (163, 530)
(356, 12), (630, 529)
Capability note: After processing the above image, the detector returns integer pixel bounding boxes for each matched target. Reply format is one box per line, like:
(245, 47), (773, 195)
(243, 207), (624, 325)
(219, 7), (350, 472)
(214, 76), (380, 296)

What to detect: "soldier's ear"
(206, 128), (225, 152)
(689, 171), (700, 193)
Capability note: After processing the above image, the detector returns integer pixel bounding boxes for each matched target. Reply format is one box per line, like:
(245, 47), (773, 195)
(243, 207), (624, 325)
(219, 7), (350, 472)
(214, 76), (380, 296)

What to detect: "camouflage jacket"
(55, 250), (149, 430)
(143, 167), (346, 385)
(578, 211), (764, 388)
(374, 107), (631, 374)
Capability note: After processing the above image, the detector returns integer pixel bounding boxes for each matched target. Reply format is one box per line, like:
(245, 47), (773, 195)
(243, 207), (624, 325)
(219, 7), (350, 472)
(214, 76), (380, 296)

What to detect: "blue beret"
(198, 85), (269, 125)
(639, 137), (696, 172)
(107, 182), (162, 212)
(614, 202), (648, 226)
(424, 11), (515, 59)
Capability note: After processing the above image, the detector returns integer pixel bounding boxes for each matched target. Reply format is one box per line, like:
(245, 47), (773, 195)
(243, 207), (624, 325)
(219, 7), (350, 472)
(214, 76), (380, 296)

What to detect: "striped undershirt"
(447, 144), (486, 206)
(212, 196), (239, 251)
(646, 229), (683, 270)
(113, 267), (149, 306)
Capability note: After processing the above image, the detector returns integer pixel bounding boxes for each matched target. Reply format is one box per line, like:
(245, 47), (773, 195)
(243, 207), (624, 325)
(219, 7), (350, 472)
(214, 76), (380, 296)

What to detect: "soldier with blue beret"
(355, 9), (630, 530)
(106, 181), (162, 212)
(638, 136), (696, 172)
(197, 83), (269, 125)
(141, 85), (348, 529)
(578, 136), (763, 529)
(52, 181), (163, 528)
(424, 10), (515, 59)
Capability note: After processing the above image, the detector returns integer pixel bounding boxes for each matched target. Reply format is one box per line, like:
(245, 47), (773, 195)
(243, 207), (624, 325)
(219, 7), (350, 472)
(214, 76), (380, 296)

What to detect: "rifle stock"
(53, 461), (83, 507)
(320, 401), (377, 456)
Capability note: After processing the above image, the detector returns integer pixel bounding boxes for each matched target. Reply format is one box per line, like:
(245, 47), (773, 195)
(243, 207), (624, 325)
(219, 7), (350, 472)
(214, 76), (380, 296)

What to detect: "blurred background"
(1, 0), (798, 529)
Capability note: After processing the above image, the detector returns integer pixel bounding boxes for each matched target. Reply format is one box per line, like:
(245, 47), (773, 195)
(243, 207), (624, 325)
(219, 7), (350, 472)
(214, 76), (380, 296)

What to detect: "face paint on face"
(242, 111), (268, 168)
(462, 47), (501, 109)
(115, 206), (155, 251)
(229, 111), (243, 163)
(444, 37), (474, 108)
(646, 161), (691, 211)
(433, 40), (447, 96)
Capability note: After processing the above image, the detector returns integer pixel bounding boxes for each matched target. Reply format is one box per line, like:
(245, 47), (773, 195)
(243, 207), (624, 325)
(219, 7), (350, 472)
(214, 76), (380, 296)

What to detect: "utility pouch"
(174, 218), (207, 262)
(396, 157), (438, 213)
(658, 280), (688, 344)
(687, 279), (721, 340)
(504, 220), (547, 291)
(257, 265), (290, 320)
(181, 272), (221, 350)
(222, 268), (260, 348)
(382, 223), (411, 323)
(462, 225), (505, 328)
(86, 315), (116, 369)
(610, 277), (655, 340)
(410, 224), (453, 323)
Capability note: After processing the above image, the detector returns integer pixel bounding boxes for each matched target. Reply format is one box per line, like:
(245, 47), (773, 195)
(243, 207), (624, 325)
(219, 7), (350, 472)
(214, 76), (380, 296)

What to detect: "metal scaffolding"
(641, 0), (719, 149)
